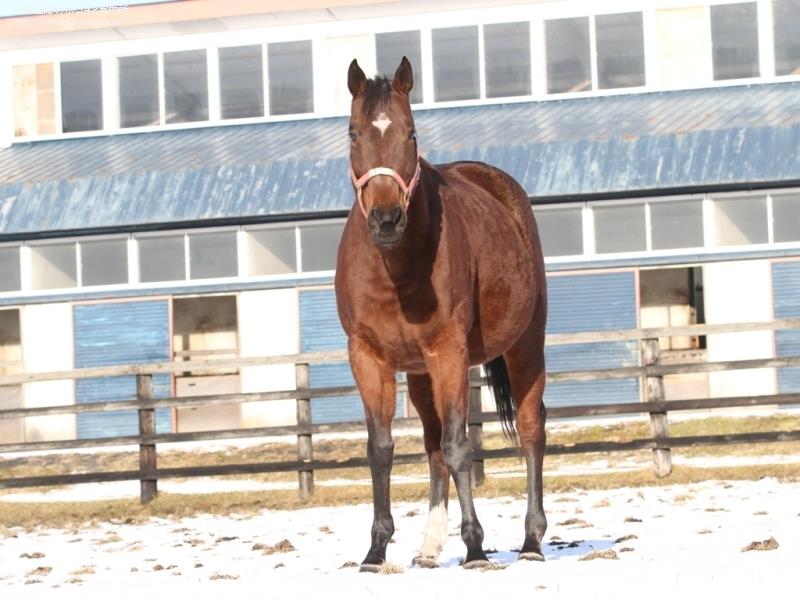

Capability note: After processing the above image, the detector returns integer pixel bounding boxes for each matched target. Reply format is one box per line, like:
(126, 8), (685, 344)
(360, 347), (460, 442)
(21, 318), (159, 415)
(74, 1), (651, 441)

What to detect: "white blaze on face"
(372, 112), (392, 137)
(418, 501), (448, 559)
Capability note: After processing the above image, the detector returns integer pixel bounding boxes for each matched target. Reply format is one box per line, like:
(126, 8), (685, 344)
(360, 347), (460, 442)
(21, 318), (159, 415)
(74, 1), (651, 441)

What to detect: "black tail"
(484, 355), (517, 444)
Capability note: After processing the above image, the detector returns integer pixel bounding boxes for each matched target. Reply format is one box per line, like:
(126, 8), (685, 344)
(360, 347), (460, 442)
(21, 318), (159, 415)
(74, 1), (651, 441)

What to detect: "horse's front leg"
(349, 337), (397, 572)
(424, 333), (490, 568)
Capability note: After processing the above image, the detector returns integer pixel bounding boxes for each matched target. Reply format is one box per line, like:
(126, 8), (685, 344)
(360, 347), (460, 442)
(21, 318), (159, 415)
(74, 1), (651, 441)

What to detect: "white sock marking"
(372, 112), (392, 137)
(418, 501), (448, 559)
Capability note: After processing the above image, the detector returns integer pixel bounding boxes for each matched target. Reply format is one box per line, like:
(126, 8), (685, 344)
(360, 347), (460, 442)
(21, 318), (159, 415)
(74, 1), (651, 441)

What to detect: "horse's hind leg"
(349, 337), (398, 572)
(407, 372), (450, 568)
(504, 321), (547, 561)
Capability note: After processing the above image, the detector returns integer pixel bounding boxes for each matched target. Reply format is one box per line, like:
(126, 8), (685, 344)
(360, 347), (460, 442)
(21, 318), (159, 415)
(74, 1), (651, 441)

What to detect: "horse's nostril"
(391, 206), (402, 225)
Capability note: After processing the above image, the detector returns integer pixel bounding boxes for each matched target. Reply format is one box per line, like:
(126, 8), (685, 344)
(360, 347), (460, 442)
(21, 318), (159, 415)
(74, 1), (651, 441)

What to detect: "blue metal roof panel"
(1, 82), (800, 236)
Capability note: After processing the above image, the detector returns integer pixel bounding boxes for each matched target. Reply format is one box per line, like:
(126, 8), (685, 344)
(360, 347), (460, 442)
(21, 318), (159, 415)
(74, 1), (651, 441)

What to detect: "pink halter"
(349, 151), (422, 218)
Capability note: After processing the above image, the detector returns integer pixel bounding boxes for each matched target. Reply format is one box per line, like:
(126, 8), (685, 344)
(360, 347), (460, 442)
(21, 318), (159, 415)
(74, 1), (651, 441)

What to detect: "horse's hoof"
(359, 563), (382, 573)
(519, 551), (545, 562)
(412, 555), (439, 569)
(462, 559), (494, 570)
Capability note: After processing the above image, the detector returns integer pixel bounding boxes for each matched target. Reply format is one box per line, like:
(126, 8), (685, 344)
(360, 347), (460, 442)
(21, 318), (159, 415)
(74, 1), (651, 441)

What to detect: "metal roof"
(1, 81), (799, 237)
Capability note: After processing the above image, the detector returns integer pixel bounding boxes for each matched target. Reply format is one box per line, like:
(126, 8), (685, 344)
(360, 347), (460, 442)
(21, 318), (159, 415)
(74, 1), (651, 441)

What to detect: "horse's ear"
(392, 56), (414, 96)
(348, 59), (368, 97)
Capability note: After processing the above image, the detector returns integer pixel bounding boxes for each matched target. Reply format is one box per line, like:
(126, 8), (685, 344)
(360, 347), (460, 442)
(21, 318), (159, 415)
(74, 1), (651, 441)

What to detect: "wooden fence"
(1, 319), (799, 503)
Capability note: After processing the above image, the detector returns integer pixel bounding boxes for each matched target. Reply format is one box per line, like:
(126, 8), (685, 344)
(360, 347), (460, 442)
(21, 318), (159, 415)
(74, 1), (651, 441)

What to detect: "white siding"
(21, 302), (75, 440)
(704, 260), (776, 399)
(238, 288), (299, 427)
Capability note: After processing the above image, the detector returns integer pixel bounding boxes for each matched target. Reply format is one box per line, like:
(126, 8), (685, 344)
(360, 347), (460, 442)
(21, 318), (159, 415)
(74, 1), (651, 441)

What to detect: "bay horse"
(335, 57), (547, 571)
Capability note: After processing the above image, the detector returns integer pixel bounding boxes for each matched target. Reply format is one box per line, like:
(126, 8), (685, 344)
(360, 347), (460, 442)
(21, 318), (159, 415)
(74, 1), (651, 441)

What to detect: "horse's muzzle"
(368, 205), (407, 246)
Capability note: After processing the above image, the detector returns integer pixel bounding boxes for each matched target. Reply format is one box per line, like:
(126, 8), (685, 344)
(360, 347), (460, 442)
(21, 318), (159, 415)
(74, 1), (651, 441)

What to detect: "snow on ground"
(1, 477), (797, 599)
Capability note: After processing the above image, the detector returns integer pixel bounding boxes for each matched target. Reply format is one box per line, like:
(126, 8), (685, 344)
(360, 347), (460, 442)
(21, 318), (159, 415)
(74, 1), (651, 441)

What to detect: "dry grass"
(0, 463), (798, 529)
(1, 414), (798, 529)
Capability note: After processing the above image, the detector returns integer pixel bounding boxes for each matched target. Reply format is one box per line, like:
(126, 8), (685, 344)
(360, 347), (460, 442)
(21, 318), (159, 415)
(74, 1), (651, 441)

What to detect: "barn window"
(650, 200), (704, 250)
(536, 207), (583, 257)
(246, 227), (297, 276)
(710, 2), (760, 80)
(12, 63), (55, 137)
(61, 59), (103, 133)
(432, 26), (480, 101)
(188, 231), (238, 279)
(772, 193), (800, 242)
(713, 195), (768, 246)
(545, 17), (591, 94)
(484, 21), (531, 98)
(596, 12), (646, 89)
(773, 0), (800, 75)
(268, 40), (314, 115)
(376, 31), (423, 104)
(164, 50), (209, 124)
(593, 203), (646, 253)
(80, 238), (128, 286)
(300, 223), (344, 272)
(118, 54), (159, 128)
(138, 235), (186, 282)
(0, 247), (21, 292)
(219, 45), (264, 120)
(30, 242), (78, 290)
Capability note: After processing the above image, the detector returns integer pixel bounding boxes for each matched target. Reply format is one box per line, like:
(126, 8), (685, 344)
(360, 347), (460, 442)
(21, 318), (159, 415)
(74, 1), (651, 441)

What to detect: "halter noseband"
(348, 151), (421, 218)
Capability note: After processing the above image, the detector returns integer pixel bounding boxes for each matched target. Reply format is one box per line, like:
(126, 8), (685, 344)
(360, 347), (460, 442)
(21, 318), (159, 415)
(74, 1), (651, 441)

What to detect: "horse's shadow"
(437, 538), (619, 568)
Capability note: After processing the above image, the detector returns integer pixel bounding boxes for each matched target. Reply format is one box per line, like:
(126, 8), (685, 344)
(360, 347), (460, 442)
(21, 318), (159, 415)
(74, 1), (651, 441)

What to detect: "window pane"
(774, 0), (800, 75)
(220, 45), (264, 119)
(119, 55), (159, 128)
(773, 193), (800, 242)
(139, 236), (185, 282)
(711, 3), (760, 80)
(713, 195), (768, 245)
(189, 232), (238, 279)
(485, 22), (531, 98)
(268, 40), (314, 116)
(30, 243), (77, 290)
(596, 12), (646, 89)
(594, 204), (646, 253)
(61, 59), (103, 133)
(247, 228), (296, 275)
(301, 224), (344, 272)
(164, 50), (208, 124)
(536, 208), (583, 256)
(432, 26), (480, 102)
(81, 239), (128, 286)
(650, 200), (704, 250)
(0, 247), (21, 292)
(376, 31), (423, 104)
(545, 17), (591, 93)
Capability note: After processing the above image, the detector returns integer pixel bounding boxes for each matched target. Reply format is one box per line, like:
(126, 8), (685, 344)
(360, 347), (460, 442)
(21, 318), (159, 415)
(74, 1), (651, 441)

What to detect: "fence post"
(468, 366), (485, 488)
(295, 362), (314, 498)
(136, 374), (157, 504)
(642, 338), (672, 478)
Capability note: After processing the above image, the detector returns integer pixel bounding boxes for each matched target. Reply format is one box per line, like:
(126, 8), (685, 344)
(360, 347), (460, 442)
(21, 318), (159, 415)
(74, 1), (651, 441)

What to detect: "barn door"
(544, 270), (641, 407)
(773, 260), (800, 395)
(73, 300), (172, 439)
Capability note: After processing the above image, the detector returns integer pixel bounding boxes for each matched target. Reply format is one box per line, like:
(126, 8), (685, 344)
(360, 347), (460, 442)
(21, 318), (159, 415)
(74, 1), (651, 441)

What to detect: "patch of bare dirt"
(579, 549), (619, 561)
(741, 537), (779, 552)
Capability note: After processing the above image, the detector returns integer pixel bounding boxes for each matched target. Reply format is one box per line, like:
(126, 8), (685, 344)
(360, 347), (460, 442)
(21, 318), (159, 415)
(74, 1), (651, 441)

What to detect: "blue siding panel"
(2, 82), (800, 236)
(298, 289), (403, 424)
(773, 261), (800, 396)
(73, 300), (172, 439)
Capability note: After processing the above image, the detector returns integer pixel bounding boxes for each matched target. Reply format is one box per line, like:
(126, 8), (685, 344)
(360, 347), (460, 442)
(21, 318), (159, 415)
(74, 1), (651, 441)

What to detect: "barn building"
(0, 0), (799, 443)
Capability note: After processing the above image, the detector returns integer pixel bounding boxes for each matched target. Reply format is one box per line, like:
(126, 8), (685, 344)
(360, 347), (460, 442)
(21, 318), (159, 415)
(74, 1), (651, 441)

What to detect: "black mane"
(363, 76), (392, 113)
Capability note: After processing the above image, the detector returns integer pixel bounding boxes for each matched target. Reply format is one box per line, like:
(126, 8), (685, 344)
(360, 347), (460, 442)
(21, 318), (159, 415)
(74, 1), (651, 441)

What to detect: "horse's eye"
(349, 131), (358, 143)
(409, 130), (417, 141)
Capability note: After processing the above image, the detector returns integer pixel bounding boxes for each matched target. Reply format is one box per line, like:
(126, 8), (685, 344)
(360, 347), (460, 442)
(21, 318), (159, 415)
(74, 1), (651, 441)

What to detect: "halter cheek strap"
(349, 151), (422, 218)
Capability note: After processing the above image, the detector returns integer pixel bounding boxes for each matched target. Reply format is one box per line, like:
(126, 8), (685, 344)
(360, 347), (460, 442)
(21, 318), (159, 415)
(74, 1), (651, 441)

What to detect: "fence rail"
(1, 318), (799, 502)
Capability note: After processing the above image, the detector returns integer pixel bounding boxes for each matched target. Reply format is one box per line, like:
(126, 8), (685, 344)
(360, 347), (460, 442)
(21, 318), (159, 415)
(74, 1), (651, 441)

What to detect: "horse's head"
(347, 57), (420, 248)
